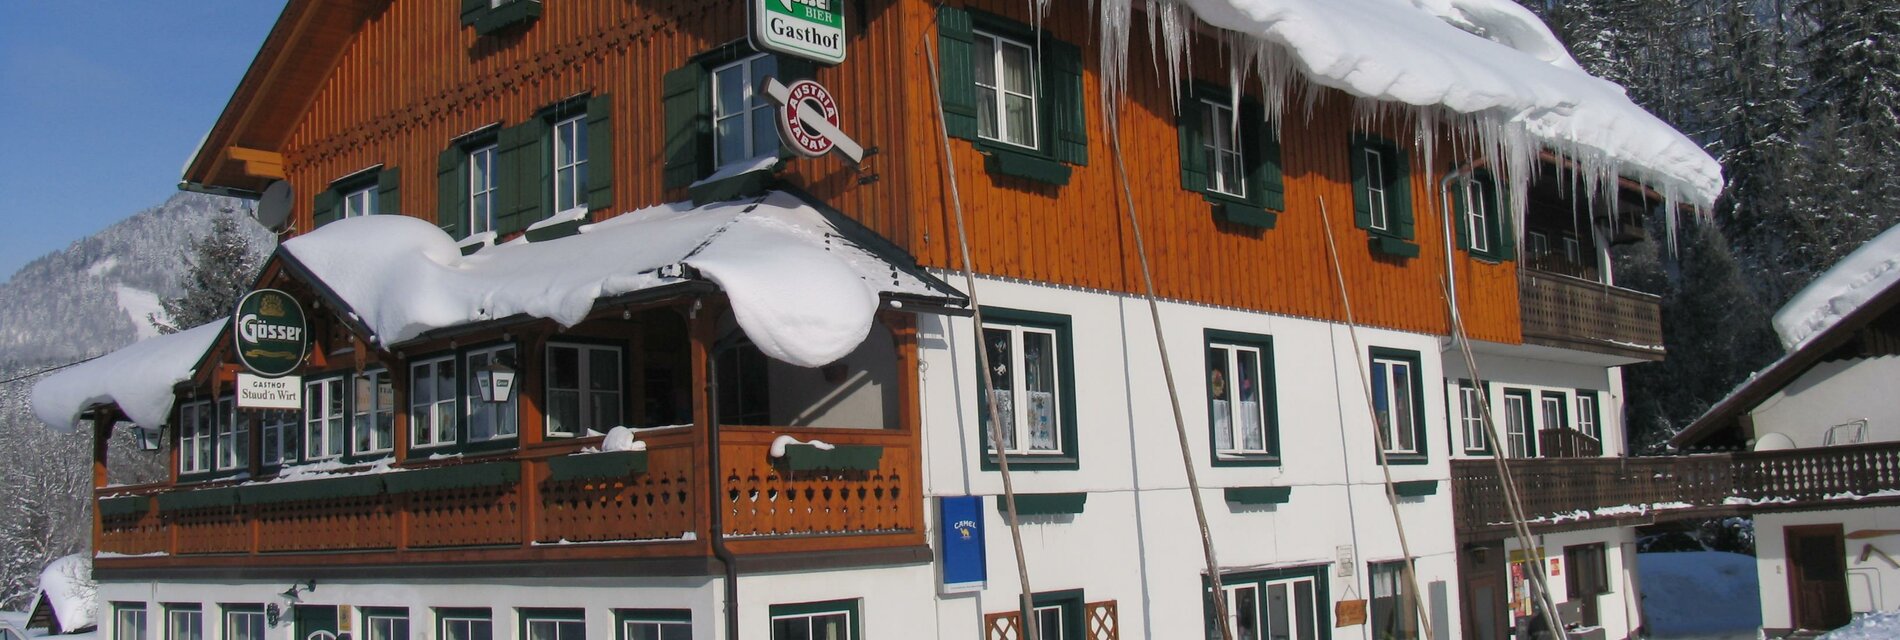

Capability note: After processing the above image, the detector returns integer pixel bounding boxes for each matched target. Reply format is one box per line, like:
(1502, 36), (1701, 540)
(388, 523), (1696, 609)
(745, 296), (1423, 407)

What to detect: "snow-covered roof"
(1773, 223), (1900, 351)
(1108, 0), (1721, 207)
(32, 555), (94, 633)
(31, 322), (223, 432)
(281, 191), (963, 368)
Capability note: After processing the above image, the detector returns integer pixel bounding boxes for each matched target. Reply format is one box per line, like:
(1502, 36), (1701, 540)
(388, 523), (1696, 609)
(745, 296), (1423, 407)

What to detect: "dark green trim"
(1453, 169), (1514, 261)
(1203, 329), (1281, 467)
(1223, 486), (1292, 505)
(998, 492), (1087, 516)
(780, 444), (883, 472)
(688, 164), (780, 205)
(1205, 564), (1333, 640)
(546, 450), (649, 482)
(1029, 589), (1086, 640)
(470, 0), (541, 35)
(1217, 202), (1277, 229)
(1178, 83), (1286, 221)
(523, 219), (584, 242)
(1540, 389), (1571, 431)
(977, 307), (1080, 471)
(237, 474), (386, 506)
(769, 599), (861, 640)
(155, 486), (242, 512)
(1349, 133), (1415, 246)
(98, 495), (150, 518)
(1392, 480), (1439, 497)
(1369, 235), (1421, 258)
(383, 461), (520, 494)
(436, 607), (493, 640)
(981, 145), (1072, 185)
(942, 9), (1087, 176)
(517, 607), (585, 639)
(1369, 347), (1429, 466)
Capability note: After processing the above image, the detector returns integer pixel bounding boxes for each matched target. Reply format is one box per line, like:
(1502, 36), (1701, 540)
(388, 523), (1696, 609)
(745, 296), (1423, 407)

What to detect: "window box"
(688, 160), (781, 206)
(383, 461), (520, 494)
(997, 492), (1087, 516)
(462, 0), (542, 36)
(982, 146), (1073, 185)
(1392, 480), (1438, 497)
(155, 486), (242, 512)
(977, 307), (1079, 471)
(237, 474), (386, 506)
(936, 7), (1088, 185)
(1369, 235), (1421, 258)
(1223, 486), (1292, 505)
(1218, 202), (1277, 229)
(545, 450), (650, 482)
(97, 495), (150, 518)
(779, 444), (884, 472)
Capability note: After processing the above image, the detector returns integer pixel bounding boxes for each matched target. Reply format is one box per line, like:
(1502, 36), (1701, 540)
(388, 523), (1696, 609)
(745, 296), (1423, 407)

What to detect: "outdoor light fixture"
(134, 424), (165, 452)
(476, 360), (517, 403)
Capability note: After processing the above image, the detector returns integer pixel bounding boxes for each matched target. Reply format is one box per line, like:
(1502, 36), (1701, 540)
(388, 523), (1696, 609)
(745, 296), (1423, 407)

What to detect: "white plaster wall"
(1748, 355), (1900, 447)
(1754, 509), (1900, 632)
(737, 564), (938, 637)
(1501, 527), (1642, 640)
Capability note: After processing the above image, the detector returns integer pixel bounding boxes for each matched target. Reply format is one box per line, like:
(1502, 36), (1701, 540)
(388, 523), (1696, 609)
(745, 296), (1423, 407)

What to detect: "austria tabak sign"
(751, 0), (845, 65)
(233, 289), (309, 378)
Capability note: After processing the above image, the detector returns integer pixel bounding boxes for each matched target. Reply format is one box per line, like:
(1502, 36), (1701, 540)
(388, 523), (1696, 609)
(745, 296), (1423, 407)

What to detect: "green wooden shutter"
(1177, 97), (1208, 192)
(1451, 178), (1470, 250)
(1349, 137), (1373, 230)
(494, 124), (522, 228)
(1242, 103), (1285, 211)
(1044, 38), (1087, 165)
(586, 93), (614, 211)
(1390, 147), (1414, 240)
(937, 5), (978, 140)
(376, 167), (401, 215)
(516, 117), (550, 232)
(460, 0), (486, 26)
(662, 64), (708, 189)
(312, 189), (340, 229)
(1493, 172), (1517, 260)
(437, 147), (468, 239)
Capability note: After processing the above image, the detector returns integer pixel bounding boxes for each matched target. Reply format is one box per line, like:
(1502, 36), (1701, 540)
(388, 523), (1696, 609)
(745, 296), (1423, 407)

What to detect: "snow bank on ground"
(1637, 551), (1762, 637)
(1823, 611), (1900, 639)
(1772, 223), (1900, 350)
(30, 322), (222, 431)
(282, 192), (956, 368)
(36, 554), (94, 632)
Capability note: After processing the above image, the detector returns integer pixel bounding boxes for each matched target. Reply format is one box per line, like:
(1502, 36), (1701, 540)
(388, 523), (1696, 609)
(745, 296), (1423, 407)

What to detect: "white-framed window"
(523, 613), (586, 640)
(1220, 572), (1322, 640)
(113, 604), (147, 640)
(1563, 235), (1583, 265)
(1503, 390), (1533, 459)
(1541, 392), (1568, 432)
(469, 144), (498, 235)
(178, 399), (213, 474)
(1208, 341), (1271, 456)
(982, 322), (1063, 455)
(1463, 179), (1492, 253)
(1528, 231), (1549, 258)
(1363, 147), (1389, 231)
(1202, 99), (1246, 197)
(223, 607), (265, 640)
(973, 30), (1038, 149)
(1370, 353), (1419, 455)
(619, 614), (691, 640)
(342, 186), (376, 218)
(213, 397), (245, 471)
(1576, 393), (1600, 441)
(365, 610), (409, 640)
(546, 343), (622, 438)
(467, 345), (520, 442)
(1459, 382), (1489, 453)
(552, 115), (588, 217)
(410, 356), (458, 449)
(260, 410), (296, 467)
(304, 377), (346, 460)
(769, 603), (854, 640)
(1034, 604), (1069, 640)
(1223, 583), (1263, 640)
(167, 606), (203, 640)
(712, 53), (780, 166)
(439, 611), (492, 640)
(352, 369), (395, 456)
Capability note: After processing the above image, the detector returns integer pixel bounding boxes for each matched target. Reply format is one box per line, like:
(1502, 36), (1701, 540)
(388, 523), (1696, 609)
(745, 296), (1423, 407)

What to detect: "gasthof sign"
(232, 289), (310, 378)
(752, 0), (845, 65)
(237, 372), (302, 409)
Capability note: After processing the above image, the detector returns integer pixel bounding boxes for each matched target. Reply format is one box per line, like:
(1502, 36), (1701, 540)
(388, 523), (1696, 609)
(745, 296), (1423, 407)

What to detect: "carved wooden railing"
(1518, 270), (1664, 359)
(1452, 440), (1900, 538)
(718, 426), (920, 540)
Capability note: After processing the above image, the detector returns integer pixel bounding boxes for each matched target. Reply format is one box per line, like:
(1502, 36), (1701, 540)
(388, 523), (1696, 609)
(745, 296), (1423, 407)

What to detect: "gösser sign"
(751, 0), (845, 65)
(232, 289), (310, 378)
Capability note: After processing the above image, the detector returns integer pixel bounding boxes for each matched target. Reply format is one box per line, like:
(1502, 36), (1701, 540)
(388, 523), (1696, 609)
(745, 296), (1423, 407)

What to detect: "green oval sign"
(233, 289), (310, 378)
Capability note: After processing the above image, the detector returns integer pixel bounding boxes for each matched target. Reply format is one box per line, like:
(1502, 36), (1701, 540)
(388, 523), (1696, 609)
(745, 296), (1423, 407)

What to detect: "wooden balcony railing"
(1519, 270), (1664, 360)
(1537, 428), (1604, 458)
(1452, 440), (1900, 538)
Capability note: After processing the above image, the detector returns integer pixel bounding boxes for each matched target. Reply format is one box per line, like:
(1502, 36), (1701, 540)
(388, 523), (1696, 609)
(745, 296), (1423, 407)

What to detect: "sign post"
(751, 0), (846, 65)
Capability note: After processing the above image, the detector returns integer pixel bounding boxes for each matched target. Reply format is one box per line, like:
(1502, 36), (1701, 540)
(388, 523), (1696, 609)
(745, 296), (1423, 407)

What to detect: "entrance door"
(294, 605), (339, 640)
(1459, 542), (1509, 640)
(1785, 524), (1851, 632)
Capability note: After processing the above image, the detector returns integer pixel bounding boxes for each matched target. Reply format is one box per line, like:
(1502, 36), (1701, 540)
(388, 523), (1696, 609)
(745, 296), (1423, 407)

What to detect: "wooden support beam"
(226, 146), (285, 180)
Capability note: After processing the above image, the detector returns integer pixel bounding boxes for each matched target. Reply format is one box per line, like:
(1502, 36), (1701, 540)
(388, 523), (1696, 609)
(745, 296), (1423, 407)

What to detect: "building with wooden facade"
(29, 1), (1816, 639)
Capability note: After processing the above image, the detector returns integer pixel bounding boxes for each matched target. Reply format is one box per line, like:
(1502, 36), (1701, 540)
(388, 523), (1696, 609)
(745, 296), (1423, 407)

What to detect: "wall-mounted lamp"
(476, 360), (517, 404)
(134, 424), (166, 452)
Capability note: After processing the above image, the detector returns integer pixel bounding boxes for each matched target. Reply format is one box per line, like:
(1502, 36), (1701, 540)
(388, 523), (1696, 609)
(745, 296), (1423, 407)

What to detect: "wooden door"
(293, 605), (338, 640)
(1785, 524), (1851, 632)
(1460, 542), (1509, 640)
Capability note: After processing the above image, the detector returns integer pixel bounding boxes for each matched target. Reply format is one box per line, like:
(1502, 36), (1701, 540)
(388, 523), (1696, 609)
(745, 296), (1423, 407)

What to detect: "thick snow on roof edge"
(36, 554), (95, 632)
(1102, 0), (1722, 207)
(1772, 223), (1900, 350)
(31, 322), (222, 432)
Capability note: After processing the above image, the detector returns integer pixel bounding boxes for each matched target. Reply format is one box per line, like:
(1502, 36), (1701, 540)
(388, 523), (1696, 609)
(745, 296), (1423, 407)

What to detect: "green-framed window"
(1456, 379), (1491, 455)
(769, 599), (859, 640)
(177, 399), (213, 476)
(615, 609), (690, 640)
(663, 41), (815, 196)
(351, 368), (397, 458)
(937, 6), (1088, 185)
(1575, 389), (1602, 442)
(460, 0), (542, 35)
(1501, 388), (1535, 459)
(1368, 347), (1428, 464)
(1207, 564), (1331, 640)
(1349, 134), (1418, 257)
(164, 603), (202, 640)
(1205, 330), (1279, 465)
(409, 355), (459, 451)
(259, 408), (298, 468)
(520, 608), (585, 640)
(221, 604), (265, 640)
(314, 164), (400, 229)
(436, 124), (501, 243)
(545, 341), (624, 438)
(1030, 590), (1085, 640)
(1539, 390), (1570, 434)
(361, 607), (409, 640)
(305, 375), (349, 461)
(1452, 169), (1515, 261)
(977, 307), (1079, 470)
(112, 603), (147, 640)
(1177, 85), (1286, 228)
(212, 396), (245, 472)
(1368, 561), (1418, 640)
(438, 607), (493, 640)
(407, 340), (525, 454)
(493, 94), (614, 241)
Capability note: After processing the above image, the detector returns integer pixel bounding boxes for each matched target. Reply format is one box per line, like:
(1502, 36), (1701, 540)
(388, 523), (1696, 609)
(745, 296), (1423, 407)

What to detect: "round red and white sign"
(777, 79), (840, 158)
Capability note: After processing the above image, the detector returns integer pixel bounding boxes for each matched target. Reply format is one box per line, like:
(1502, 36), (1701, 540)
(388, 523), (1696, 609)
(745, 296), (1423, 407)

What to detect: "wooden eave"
(180, 0), (387, 197)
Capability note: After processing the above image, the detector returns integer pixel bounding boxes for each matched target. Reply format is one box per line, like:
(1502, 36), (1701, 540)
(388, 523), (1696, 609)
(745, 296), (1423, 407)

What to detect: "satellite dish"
(256, 180), (293, 232)
(1752, 432), (1796, 451)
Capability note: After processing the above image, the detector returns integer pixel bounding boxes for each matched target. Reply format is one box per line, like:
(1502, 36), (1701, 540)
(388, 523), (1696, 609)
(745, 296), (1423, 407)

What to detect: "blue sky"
(0, 2), (285, 280)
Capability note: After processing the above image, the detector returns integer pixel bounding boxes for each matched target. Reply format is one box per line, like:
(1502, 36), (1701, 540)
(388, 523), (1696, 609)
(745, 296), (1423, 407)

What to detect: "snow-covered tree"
(150, 206), (267, 334)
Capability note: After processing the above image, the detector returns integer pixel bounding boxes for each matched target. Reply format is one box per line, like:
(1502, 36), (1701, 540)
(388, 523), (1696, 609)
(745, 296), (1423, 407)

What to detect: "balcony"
(1451, 441), (1900, 540)
(1518, 269), (1664, 362)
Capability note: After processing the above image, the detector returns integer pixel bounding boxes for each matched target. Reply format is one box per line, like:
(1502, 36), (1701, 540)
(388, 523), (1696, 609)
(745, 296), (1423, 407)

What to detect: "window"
(1576, 392), (1601, 441)
(364, 609), (409, 640)
(1564, 543), (1610, 627)
(1176, 86), (1285, 225)
(1462, 179), (1490, 253)
(343, 186), (376, 218)
(712, 53), (779, 166)
(1454, 170), (1513, 260)
(353, 369), (396, 456)
(1206, 331), (1278, 463)
(1350, 135), (1417, 256)
(1369, 348), (1427, 463)
(114, 603), (147, 640)
(469, 144), (498, 235)
(935, 7), (1087, 184)
(304, 377), (346, 460)
(522, 609), (585, 640)
(1213, 567), (1327, 640)
(552, 115), (589, 217)
(467, 346), (520, 442)
(1562, 235), (1583, 265)
(1201, 100), (1245, 197)
(1363, 148), (1389, 231)
(1502, 389), (1535, 459)
(1528, 232), (1549, 259)
(546, 343), (622, 437)
(980, 310), (1076, 464)
(314, 166), (398, 229)
(167, 605), (203, 640)
(1458, 380), (1490, 454)
(178, 400), (212, 474)
(770, 600), (858, 640)
(1369, 561), (1417, 640)
(213, 397), (245, 471)
(1540, 391), (1568, 433)
(974, 30), (1038, 149)
(616, 610), (690, 640)
(223, 606), (265, 640)
(410, 356), (458, 449)
(260, 410), (296, 467)
(439, 609), (493, 640)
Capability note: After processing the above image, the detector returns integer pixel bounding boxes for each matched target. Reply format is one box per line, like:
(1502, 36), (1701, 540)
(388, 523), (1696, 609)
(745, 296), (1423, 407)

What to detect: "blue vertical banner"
(939, 496), (988, 593)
